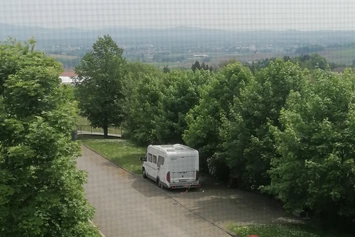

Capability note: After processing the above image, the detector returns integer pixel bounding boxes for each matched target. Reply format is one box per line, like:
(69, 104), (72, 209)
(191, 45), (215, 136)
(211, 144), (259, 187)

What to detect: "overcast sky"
(1, 0), (355, 31)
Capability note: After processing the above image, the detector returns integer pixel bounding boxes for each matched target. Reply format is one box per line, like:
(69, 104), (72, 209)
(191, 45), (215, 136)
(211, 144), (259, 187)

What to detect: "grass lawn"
(227, 223), (352, 237)
(80, 136), (145, 174)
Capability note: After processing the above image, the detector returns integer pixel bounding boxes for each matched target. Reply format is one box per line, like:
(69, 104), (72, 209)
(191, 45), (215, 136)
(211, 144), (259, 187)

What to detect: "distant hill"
(1, 23), (355, 48)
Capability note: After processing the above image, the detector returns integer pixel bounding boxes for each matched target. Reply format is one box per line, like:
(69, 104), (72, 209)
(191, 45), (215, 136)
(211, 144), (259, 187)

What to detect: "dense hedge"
(123, 58), (355, 232)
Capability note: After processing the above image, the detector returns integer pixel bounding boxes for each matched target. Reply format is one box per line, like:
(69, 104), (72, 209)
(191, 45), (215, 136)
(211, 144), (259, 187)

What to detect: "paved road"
(77, 145), (232, 237)
(78, 145), (297, 237)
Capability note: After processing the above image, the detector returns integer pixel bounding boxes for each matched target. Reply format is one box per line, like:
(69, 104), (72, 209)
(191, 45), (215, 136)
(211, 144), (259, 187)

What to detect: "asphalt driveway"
(77, 145), (296, 237)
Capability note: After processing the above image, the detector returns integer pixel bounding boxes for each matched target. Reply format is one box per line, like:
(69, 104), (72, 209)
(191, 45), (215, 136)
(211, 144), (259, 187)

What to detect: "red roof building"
(60, 71), (77, 84)
(61, 71), (77, 77)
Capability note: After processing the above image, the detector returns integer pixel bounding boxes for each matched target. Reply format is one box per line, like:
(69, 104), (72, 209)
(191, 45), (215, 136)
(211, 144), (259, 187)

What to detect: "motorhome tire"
(158, 179), (163, 189)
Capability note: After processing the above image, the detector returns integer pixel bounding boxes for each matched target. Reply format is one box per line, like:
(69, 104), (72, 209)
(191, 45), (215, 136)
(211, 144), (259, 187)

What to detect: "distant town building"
(59, 71), (77, 85)
(193, 54), (209, 58)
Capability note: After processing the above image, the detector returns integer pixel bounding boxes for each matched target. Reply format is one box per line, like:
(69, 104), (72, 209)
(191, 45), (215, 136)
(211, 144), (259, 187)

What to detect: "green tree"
(0, 39), (96, 236)
(191, 61), (202, 72)
(75, 35), (127, 138)
(183, 62), (253, 179)
(123, 62), (164, 143)
(292, 53), (329, 70)
(124, 74), (163, 145)
(219, 59), (307, 189)
(266, 68), (355, 230)
(156, 70), (213, 144)
(163, 65), (170, 73)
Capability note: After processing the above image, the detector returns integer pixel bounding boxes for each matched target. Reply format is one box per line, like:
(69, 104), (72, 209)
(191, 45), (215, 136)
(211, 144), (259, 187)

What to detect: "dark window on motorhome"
(158, 156), (165, 166)
(153, 155), (157, 164)
(148, 153), (152, 162)
(157, 156), (165, 167)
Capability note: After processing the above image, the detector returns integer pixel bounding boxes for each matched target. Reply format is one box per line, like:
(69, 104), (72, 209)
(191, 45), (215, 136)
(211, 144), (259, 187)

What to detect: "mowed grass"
(81, 137), (145, 174)
(227, 224), (352, 237)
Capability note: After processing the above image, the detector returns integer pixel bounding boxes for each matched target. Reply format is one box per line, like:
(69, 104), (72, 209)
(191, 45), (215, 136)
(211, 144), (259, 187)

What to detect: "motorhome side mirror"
(140, 156), (147, 162)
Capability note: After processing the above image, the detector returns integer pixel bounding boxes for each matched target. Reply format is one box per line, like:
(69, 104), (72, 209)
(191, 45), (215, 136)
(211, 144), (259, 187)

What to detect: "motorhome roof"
(150, 144), (196, 153)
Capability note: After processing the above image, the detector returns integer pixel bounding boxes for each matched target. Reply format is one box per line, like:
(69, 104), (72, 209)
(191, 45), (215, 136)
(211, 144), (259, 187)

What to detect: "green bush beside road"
(228, 224), (352, 237)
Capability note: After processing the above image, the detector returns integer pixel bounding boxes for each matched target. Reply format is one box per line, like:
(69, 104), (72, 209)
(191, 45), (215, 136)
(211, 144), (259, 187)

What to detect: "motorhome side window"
(159, 156), (165, 165)
(152, 155), (157, 164)
(157, 156), (165, 167)
(148, 153), (152, 162)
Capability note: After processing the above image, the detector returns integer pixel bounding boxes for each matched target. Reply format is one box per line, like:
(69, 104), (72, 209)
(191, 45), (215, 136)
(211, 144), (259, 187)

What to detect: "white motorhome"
(141, 144), (200, 189)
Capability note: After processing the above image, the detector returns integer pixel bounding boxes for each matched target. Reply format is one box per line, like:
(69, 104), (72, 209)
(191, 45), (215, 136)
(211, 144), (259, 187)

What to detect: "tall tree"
(219, 59), (307, 189)
(183, 62), (253, 179)
(191, 61), (202, 72)
(124, 74), (163, 145)
(163, 65), (170, 73)
(123, 62), (165, 143)
(0, 39), (96, 236)
(156, 70), (212, 144)
(266, 68), (355, 230)
(75, 35), (127, 138)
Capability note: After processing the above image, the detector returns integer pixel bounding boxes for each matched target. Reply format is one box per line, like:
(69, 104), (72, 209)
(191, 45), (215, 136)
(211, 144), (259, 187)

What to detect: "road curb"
(89, 220), (106, 237)
(81, 143), (137, 176)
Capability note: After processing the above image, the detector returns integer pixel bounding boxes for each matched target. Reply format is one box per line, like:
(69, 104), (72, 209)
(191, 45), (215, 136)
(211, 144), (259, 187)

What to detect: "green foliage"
(124, 73), (163, 145)
(295, 45), (325, 54)
(123, 62), (167, 144)
(219, 59), (307, 189)
(218, 58), (239, 68)
(75, 35), (127, 137)
(247, 57), (277, 73)
(191, 61), (201, 72)
(183, 62), (253, 179)
(191, 60), (212, 72)
(266, 68), (355, 227)
(124, 66), (211, 146)
(227, 224), (350, 237)
(125, 62), (164, 94)
(156, 70), (212, 144)
(246, 54), (339, 73)
(163, 65), (170, 73)
(0, 39), (96, 236)
(292, 54), (329, 70)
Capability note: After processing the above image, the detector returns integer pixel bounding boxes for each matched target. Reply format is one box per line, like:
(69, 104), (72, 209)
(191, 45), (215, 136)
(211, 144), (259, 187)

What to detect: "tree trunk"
(103, 125), (108, 138)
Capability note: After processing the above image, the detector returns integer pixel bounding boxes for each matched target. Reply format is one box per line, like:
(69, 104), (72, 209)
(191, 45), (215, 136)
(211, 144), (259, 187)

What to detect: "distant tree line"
(294, 45), (325, 54)
(153, 53), (185, 62)
(245, 53), (346, 73)
(191, 60), (213, 72)
(55, 57), (81, 69)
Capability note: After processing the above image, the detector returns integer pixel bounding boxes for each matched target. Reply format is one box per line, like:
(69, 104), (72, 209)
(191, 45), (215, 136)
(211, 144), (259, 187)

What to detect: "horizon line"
(1, 23), (355, 32)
